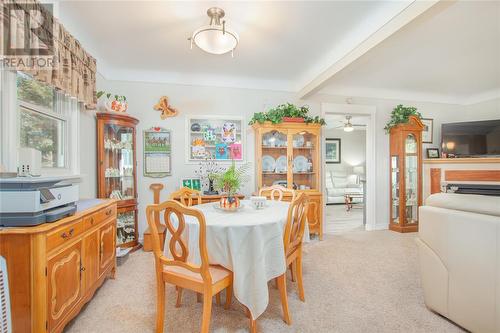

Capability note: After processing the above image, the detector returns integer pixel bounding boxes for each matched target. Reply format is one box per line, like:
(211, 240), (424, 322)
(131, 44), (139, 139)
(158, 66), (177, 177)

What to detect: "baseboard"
(365, 223), (388, 231)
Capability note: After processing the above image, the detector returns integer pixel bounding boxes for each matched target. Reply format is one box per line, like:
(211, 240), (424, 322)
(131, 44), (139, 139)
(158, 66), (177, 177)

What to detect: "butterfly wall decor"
(153, 96), (178, 119)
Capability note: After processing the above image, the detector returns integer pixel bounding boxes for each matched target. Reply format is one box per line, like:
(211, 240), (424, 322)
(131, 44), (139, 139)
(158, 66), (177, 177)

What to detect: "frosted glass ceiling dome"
(190, 7), (239, 56)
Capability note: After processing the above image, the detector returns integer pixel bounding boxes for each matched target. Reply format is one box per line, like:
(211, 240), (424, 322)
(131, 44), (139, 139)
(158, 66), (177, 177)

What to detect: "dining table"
(163, 199), (309, 320)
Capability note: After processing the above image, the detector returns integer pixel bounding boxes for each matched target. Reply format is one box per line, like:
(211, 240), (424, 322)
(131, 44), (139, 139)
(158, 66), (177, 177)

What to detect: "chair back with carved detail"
(146, 200), (211, 283)
(259, 185), (296, 201)
(169, 187), (202, 207)
(283, 193), (309, 257)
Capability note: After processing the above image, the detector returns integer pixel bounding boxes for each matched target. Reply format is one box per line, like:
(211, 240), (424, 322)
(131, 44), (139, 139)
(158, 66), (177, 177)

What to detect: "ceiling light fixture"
(344, 116), (354, 132)
(190, 7), (239, 57)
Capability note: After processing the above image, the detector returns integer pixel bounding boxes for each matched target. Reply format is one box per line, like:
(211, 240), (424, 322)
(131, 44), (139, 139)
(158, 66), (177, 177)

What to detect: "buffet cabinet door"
(83, 230), (99, 293)
(99, 221), (116, 277)
(47, 242), (82, 332)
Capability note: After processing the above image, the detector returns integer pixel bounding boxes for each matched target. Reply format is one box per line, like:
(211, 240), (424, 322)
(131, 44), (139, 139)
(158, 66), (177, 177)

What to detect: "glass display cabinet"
(389, 116), (424, 233)
(253, 122), (323, 239)
(97, 112), (139, 248)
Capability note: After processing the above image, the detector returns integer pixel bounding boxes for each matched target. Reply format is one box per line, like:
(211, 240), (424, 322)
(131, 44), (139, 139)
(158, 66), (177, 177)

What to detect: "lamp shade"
(193, 26), (239, 55)
(353, 166), (364, 175)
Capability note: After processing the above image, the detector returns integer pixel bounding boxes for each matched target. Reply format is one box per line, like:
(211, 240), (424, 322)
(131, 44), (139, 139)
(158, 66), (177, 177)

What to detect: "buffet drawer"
(84, 205), (116, 230)
(47, 219), (84, 253)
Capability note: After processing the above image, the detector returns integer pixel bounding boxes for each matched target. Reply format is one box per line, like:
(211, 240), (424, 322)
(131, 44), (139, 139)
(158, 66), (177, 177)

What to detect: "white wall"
(324, 128), (366, 173)
(93, 79), (319, 237)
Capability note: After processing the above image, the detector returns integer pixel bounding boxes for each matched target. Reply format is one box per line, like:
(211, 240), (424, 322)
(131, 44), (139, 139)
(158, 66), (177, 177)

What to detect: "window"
(0, 71), (80, 175)
(17, 72), (68, 168)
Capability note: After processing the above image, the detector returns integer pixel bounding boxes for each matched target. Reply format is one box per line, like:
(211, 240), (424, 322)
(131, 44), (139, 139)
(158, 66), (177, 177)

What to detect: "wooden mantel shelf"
(423, 158), (500, 164)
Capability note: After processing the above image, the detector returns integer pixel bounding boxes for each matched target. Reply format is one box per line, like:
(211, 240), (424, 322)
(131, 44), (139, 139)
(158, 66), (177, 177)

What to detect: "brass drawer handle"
(90, 217), (94, 225)
(105, 209), (112, 216)
(61, 228), (74, 239)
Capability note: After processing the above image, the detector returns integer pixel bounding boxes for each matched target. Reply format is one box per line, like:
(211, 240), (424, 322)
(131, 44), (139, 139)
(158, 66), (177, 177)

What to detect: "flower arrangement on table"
(213, 161), (250, 211)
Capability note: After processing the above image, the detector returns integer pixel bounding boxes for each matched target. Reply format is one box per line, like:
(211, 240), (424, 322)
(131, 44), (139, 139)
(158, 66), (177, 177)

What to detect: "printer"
(0, 177), (79, 227)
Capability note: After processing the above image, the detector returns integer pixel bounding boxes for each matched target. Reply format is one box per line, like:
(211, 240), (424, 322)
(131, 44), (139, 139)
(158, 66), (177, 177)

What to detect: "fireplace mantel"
(422, 158), (500, 200)
(423, 158), (500, 164)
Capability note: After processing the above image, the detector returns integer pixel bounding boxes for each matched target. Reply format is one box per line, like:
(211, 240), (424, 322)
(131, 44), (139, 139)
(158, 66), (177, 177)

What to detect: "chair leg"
(244, 306), (257, 333)
(197, 293), (202, 303)
(175, 287), (183, 308)
(296, 255), (305, 302)
(225, 286), (233, 310)
(276, 273), (291, 325)
(216, 293), (221, 306)
(201, 292), (213, 333)
(155, 280), (166, 333)
(289, 262), (296, 282)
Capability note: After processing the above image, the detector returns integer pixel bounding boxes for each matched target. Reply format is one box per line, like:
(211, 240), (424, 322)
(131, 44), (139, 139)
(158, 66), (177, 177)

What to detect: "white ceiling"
(56, 0), (411, 91)
(318, 0), (500, 105)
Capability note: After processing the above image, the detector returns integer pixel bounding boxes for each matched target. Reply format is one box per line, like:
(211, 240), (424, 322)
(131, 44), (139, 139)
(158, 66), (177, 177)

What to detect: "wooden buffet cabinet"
(0, 200), (117, 333)
(252, 121), (323, 239)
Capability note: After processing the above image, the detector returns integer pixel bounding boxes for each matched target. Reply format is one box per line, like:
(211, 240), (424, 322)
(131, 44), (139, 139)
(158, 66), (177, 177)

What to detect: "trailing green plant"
(249, 103), (326, 125)
(96, 90), (127, 102)
(384, 104), (422, 133)
(214, 161), (250, 197)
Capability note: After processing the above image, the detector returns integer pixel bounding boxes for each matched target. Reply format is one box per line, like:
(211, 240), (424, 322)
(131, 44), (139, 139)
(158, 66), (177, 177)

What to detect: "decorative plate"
(213, 203), (245, 212)
(293, 134), (305, 147)
(275, 155), (287, 173)
(262, 155), (276, 172)
(293, 155), (308, 172)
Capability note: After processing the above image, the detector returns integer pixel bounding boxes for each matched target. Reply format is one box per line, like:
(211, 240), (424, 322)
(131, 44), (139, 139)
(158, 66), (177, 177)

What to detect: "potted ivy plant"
(384, 104), (422, 133)
(214, 161), (250, 211)
(96, 91), (128, 112)
(249, 103), (326, 125)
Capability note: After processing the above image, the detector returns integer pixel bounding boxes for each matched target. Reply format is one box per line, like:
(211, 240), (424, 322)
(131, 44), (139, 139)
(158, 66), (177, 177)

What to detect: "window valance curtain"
(2, 0), (97, 108)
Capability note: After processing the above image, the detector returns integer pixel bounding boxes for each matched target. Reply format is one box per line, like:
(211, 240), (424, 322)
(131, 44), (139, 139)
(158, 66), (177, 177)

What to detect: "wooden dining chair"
(276, 193), (309, 325)
(258, 185), (296, 201)
(169, 187), (202, 206)
(146, 200), (233, 333)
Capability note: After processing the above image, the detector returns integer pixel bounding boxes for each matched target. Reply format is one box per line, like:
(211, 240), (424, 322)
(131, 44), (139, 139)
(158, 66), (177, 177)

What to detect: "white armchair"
(416, 193), (500, 333)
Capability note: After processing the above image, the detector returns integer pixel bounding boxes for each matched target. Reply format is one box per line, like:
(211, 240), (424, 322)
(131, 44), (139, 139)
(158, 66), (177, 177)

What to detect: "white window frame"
(0, 70), (80, 176)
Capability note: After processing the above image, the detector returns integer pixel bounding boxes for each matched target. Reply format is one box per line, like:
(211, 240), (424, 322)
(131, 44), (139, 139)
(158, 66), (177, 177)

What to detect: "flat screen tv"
(441, 119), (500, 157)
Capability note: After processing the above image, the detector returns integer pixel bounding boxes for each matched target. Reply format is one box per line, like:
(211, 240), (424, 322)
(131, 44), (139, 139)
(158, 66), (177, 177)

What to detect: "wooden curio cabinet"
(389, 116), (424, 233)
(97, 112), (139, 248)
(252, 122), (324, 239)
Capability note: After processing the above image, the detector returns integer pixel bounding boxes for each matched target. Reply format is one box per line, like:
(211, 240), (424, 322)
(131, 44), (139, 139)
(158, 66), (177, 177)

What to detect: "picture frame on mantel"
(426, 148), (440, 159)
(421, 118), (433, 143)
(325, 138), (341, 164)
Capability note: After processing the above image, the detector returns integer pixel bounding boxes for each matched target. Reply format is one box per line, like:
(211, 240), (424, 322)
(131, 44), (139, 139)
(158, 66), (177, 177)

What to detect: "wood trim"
(423, 158), (500, 164)
(430, 168), (441, 194)
(445, 170), (500, 182)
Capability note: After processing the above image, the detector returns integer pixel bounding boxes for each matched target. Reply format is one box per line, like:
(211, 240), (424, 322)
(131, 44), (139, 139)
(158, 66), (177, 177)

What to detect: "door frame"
(321, 103), (378, 231)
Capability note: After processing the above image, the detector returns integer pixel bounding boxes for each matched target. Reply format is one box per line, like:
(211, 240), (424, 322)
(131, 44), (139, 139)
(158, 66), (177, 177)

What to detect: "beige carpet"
(64, 231), (464, 333)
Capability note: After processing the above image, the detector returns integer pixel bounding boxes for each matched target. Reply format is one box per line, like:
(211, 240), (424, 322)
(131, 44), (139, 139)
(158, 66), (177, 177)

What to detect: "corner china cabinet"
(97, 112), (140, 248)
(253, 122), (323, 239)
(389, 116), (424, 233)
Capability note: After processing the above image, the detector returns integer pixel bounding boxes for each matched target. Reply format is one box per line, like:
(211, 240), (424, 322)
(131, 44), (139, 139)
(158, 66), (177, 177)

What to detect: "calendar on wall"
(143, 127), (171, 177)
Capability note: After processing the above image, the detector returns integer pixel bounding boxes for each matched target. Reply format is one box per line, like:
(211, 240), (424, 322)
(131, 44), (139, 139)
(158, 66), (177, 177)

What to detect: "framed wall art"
(325, 138), (341, 164)
(186, 115), (245, 163)
(181, 177), (202, 191)
(421, 118), (433, 143)
(143, 127), (171, 177)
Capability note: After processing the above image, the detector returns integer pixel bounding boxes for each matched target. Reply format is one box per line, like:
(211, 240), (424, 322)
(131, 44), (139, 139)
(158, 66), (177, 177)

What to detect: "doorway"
(321, 103), (377, 233)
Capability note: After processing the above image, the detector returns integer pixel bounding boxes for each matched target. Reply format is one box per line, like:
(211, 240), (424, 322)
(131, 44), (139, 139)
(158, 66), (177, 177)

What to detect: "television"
(441, 119), (500, 157)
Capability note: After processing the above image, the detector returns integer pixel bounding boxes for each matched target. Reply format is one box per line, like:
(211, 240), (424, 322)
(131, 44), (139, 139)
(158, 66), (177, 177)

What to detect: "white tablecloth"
(163, 200), (296, 319)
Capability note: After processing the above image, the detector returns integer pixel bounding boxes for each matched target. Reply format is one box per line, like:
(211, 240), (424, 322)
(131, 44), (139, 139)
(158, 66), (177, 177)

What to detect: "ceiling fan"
(333, 115), (366, 132)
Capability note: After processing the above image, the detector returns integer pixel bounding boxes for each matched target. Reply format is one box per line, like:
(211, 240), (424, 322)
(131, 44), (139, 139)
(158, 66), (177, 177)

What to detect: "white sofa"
(325, 169), (363, 204)
(416, 193), (500, 333)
